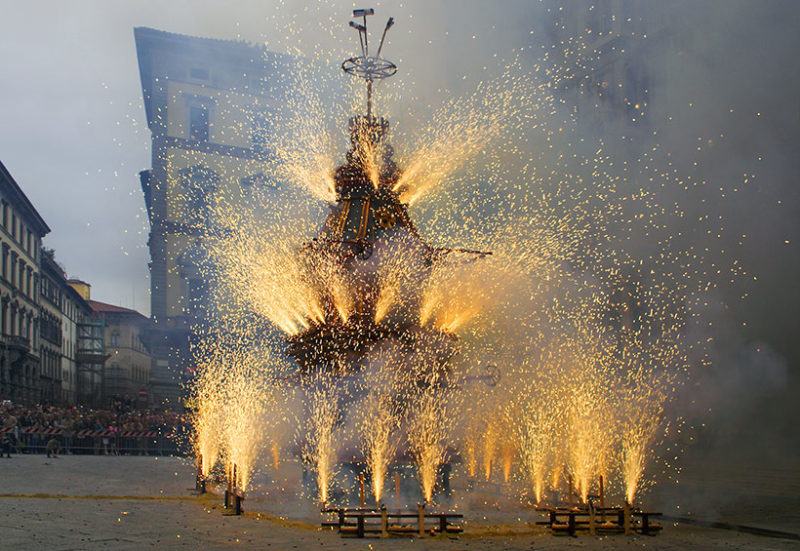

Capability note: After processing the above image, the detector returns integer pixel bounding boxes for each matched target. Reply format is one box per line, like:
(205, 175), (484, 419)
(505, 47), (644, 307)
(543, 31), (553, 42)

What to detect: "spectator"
(0, 402), (189, 456)
(1, 433), (11, 458)
(46, 437), (60, 458)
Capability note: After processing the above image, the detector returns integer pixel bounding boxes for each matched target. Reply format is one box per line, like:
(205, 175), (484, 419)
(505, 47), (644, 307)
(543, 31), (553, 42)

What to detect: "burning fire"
(185, 6), (736, 513)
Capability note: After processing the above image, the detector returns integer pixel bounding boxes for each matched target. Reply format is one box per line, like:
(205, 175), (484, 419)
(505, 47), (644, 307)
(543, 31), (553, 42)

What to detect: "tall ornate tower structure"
(286, 10), (487, 379)
(134, 28), (294, 406)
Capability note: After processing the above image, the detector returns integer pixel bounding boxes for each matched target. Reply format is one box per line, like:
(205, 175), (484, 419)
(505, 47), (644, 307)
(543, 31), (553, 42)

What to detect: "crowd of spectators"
(1, 402), (187, 433)
(0, 400), (189, 456)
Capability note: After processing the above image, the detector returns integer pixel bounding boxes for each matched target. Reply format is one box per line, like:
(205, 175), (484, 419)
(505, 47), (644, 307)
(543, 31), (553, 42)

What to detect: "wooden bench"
(536, 504), (662, 536)
(322, 506), (463, 538)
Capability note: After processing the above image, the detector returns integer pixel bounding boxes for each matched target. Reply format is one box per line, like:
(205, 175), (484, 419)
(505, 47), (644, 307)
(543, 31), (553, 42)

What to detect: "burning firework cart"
(535, 476), (662, 536)
(281, 9), (489, 530)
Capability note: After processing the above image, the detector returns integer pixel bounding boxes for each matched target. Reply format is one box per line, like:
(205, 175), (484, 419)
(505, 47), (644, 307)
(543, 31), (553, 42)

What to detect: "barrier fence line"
(2, 427), (170, 437)
(2, 429), (187, 457)
(75, 429), (159, 437)
(23, 427), (64, 435)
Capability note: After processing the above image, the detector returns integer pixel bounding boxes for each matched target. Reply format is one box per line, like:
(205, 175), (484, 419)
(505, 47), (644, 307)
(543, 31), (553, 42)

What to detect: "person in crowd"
(1, 433), (11, 458)
(46, 436), (60, 458)
(0, 402), (189, 456)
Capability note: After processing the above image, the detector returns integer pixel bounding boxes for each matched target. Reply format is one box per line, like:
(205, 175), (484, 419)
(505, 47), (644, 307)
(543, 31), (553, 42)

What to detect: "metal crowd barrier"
(1, 427), (189, 457)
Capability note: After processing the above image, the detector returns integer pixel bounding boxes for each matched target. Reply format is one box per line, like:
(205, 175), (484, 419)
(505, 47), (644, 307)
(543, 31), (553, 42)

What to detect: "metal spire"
(342, 8), (397, 119)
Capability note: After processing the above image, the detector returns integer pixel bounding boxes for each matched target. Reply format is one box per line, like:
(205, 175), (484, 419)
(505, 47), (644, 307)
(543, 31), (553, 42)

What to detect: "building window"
(110, 331), (120, 347)
(10, 253), (16, 286)
(1, 201), (7, 229)
(11, 214), (16, 240)
(189, 104), (209, 142)
(40, 311), (61, 345)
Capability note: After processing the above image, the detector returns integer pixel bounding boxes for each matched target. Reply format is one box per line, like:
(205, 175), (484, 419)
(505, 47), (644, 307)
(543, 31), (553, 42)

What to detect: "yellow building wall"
(166, 80), (281, 147)
(162, 146), (273, 319)
(157, 76), (287, 322)
(163, 148), (268, 223)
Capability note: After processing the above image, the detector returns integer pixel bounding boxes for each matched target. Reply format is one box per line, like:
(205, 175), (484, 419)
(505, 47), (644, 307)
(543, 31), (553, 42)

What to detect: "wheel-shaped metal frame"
(342, 56), (397, 80)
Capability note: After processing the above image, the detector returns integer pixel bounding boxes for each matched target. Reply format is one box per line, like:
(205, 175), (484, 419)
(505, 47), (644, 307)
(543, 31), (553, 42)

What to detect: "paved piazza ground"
(1, 455), (798, 550)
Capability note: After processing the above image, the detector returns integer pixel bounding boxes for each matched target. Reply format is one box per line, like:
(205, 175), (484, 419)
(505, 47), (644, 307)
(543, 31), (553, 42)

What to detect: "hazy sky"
(0, 0), (541, 315)
(1, 0), (798, 344)
(3, 1), (797, 511)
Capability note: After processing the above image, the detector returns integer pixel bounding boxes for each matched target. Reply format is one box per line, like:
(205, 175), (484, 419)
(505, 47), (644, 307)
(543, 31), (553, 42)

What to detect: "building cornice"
(158, 135), (277, 163)
(0, 161), (50, 236)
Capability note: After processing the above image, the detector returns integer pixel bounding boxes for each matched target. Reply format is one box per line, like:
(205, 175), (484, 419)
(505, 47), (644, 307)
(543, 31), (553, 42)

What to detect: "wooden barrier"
(321, 506), (463, 538)
(535, 503), (662, 536)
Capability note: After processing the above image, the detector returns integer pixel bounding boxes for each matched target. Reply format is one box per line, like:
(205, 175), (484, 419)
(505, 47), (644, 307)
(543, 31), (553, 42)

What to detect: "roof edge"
(0, 160), (51, 236)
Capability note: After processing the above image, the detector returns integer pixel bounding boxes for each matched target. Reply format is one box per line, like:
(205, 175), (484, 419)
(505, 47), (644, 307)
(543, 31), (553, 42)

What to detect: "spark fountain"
(303, 372), (340, 506)
(285, 16), (486, 378)
(406, 375), (449, 504)
(184, 5), (730, 539)
(279, 9), (486, 511)
(358, 372), (399, 506)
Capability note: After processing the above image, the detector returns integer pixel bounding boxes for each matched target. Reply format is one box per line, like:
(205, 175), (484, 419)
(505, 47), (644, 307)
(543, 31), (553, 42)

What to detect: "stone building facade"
(39, 251), (95, 404)
(0, 161), (49, 405)
(60, 280), (89, 404)
(88, 300), (152, 408)
(0, 161), (149, 408)
(134, 27), (293, 407)
(39, 249), (64, 403)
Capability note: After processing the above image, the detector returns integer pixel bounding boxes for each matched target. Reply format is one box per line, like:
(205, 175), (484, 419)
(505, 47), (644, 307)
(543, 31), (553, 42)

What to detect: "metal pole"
(196, 454), (205, 493)
(225, 463), (233, 508)
(599, 475), (604, 508)
(599, 475), (605, 522)
(394, 471), (400, 511)
(363, 15), (368, 56)
(380, 506), (388, 538)
(359, 471), (365, 508)
(357, 513), (365, 537)
(376, 18), (394, 58)
(367, 80), (373, 119)
(623, 499), (632, 535)
(567, 474), (574, 508)
(358, 31), (365, 58)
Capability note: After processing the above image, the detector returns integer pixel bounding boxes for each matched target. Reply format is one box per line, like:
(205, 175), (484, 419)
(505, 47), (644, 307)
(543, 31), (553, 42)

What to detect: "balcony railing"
(1, 334), (30, 351)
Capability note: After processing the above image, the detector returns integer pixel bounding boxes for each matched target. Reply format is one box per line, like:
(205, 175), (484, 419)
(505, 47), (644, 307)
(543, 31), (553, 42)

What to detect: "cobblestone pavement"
(0, 455), (797, 550)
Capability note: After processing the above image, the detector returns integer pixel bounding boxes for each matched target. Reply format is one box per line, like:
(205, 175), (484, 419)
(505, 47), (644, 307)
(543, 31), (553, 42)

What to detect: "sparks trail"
(187, 6), (738, 511)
